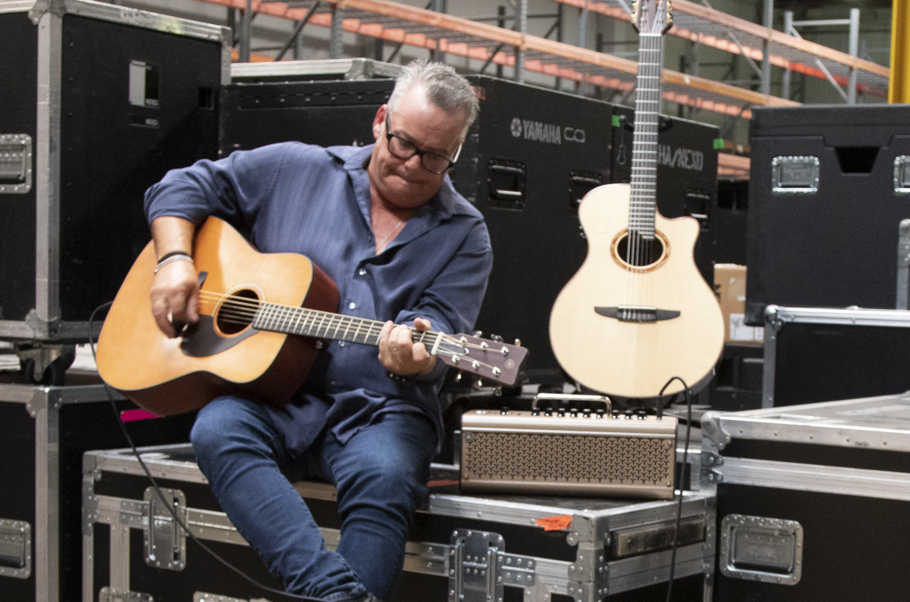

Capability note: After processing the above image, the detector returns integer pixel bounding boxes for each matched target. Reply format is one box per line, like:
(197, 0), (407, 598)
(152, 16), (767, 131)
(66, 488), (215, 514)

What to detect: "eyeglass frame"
(384, 113), (463, 174)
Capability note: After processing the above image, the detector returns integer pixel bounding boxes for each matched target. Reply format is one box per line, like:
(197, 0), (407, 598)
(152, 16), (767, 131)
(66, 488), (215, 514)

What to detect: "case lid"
(703, 392), (910, 453)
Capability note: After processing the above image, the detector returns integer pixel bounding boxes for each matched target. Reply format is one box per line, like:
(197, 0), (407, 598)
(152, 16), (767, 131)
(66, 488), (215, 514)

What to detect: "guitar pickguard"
(180, 315), (258, 358)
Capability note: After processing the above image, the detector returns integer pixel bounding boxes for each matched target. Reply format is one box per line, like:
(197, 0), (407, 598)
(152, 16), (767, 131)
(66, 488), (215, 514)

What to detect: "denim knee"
(190, 397), (280, 470)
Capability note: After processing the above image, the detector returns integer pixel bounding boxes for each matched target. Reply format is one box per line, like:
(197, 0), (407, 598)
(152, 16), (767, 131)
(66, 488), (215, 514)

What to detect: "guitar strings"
(191, 290), (502, 364)
(626, 31), (663, 323)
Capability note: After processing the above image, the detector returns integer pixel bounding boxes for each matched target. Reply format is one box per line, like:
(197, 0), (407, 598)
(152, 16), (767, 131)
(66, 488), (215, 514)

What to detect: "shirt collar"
(326, 144), (463, 221)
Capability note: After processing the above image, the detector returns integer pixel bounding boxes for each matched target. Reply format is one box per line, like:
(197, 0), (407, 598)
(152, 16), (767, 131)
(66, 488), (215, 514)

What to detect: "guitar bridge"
(595, 305), (680, 323)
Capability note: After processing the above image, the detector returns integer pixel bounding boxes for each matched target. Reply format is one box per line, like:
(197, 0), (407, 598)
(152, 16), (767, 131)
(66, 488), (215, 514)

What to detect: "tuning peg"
(472, 330), (482, 337)
(454, 371), (463, 383)
(514, 338), (522, 347)
(490, 334), (503, 343)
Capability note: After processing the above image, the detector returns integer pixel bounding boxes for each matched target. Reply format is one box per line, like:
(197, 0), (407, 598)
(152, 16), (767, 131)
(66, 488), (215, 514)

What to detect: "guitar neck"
(253, 302), (440, 350)
(630, 32), (665, 239)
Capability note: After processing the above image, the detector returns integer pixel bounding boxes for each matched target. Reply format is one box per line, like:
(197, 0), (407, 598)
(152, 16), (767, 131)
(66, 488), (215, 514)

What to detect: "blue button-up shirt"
(145, 142), (492, 452)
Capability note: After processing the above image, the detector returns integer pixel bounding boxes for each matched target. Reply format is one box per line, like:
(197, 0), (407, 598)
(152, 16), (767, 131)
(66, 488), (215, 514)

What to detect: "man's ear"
(373, 104), (388, 140)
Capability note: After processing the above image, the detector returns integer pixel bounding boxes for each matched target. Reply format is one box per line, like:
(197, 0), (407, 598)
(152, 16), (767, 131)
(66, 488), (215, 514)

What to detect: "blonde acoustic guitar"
(548, 0), (724, 398)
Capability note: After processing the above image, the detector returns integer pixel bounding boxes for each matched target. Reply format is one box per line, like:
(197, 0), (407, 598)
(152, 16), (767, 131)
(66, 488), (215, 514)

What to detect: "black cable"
(88, 302), (328, 602)
(658, 376), (693, 602)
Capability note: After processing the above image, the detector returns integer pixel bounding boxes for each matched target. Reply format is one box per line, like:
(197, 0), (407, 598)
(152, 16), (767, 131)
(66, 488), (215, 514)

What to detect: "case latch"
(0, 134), (33, 194)
(98, 588), (153, 602)
(771, 156), (819, 194)
(720, 514), (803, 585)
(144, 487), (187, 571)
(0, 519), (32, 579)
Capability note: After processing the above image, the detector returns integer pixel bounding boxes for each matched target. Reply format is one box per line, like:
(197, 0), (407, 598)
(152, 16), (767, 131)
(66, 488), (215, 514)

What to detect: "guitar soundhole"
(215, 289), (260, 335)
(613, 230), (669, 272)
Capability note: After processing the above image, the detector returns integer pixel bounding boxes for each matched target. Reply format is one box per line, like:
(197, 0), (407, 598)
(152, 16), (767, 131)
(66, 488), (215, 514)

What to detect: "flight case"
(0, 0), (228, 351)
(745, 104), (910, 325)
(760, 305), (910, 408)
(0, 376), (196, 602)
(702, 392), (910, 600)
(83, 443), (716, 602)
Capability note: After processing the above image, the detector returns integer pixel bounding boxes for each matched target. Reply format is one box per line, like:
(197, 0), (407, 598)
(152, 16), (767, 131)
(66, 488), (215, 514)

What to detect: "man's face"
(368, 86), (466, 210)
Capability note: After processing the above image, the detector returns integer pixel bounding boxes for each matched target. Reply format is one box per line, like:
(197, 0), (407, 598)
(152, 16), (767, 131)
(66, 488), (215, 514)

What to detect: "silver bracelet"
(154, 254), (194, 273)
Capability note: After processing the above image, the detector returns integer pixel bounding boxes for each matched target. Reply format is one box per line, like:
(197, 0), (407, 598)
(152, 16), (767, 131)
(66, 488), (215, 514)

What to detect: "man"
(144, 60), (490, 602)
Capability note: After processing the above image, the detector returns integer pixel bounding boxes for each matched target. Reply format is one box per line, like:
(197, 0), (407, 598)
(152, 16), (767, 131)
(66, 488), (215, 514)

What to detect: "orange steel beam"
(554, 0), (888, 96)
(197, 0), (798, 117)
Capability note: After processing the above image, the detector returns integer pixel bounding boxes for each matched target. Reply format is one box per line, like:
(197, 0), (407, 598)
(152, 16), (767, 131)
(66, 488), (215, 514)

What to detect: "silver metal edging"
(464, 425), (676, 438)
(0, 1), (36, 13)
(49, 0), (228, 43)
(34, 5), (62, 328)
(87, 448), (209, 485)
(230, 58), (403, 81)
(765, 304), (910, 328)
(715, 457), (910, 501)
(702, 396), (910, 453)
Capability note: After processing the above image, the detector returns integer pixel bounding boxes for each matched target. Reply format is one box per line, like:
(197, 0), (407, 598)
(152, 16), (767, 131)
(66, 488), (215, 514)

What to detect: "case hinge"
(448, 529), (535, 602)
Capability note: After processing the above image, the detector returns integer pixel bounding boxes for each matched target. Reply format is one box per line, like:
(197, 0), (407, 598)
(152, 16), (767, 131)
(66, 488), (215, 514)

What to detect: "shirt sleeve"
(143, 143), (319, 228)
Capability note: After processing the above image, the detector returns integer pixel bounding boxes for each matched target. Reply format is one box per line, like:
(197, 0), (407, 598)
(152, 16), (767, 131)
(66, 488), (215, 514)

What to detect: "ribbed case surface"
(460, 409), (677, 499)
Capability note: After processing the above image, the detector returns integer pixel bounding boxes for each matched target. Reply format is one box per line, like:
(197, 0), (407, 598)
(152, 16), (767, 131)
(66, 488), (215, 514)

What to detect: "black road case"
(0, 377), (195, 602)
(83, 444), (716, 602)
(761, 305), (910, 408)
(745, 104), (910, 324)
(0, 0), (228, 344)
(702, 393), (910, 601)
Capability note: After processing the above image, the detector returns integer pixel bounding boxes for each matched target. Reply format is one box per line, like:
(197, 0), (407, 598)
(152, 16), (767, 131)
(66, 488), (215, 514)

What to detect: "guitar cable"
(658, 376), (695, 602)
(88, 302), (329, 602)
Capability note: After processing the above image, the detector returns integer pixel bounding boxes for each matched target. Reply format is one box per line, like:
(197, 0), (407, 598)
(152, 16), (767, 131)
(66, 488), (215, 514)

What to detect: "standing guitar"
(548, 0), (723, 398)
(97, 217), (527, 416)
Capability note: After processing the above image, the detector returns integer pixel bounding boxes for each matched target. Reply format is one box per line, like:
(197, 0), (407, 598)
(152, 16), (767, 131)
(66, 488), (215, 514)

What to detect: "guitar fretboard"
(253, 302), (441, 350)
(629, 32), (664, 240)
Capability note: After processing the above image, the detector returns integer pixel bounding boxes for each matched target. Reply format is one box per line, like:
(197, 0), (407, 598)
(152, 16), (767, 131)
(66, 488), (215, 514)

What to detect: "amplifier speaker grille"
(461, 428), (676, 499)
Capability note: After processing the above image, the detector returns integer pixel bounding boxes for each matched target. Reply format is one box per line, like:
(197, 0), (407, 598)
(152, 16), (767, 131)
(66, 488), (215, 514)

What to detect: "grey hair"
(387, 59), (479, 136)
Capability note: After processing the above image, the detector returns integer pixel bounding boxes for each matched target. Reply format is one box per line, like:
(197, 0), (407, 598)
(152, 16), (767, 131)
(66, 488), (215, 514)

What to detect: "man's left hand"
(378, 318), (437, 378)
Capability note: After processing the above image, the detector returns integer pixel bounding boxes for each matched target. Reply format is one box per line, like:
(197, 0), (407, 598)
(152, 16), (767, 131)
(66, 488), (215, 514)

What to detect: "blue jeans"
(190, 396), (436, 601)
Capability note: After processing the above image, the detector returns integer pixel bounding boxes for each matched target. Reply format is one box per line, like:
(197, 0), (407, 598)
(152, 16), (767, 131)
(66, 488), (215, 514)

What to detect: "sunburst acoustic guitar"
(548, 0), (723, 398)
(97, 217), (527, 416)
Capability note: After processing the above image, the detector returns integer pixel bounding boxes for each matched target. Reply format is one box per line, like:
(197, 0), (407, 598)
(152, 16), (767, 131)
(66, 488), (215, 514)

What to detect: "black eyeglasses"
(384, 113), (462, 174)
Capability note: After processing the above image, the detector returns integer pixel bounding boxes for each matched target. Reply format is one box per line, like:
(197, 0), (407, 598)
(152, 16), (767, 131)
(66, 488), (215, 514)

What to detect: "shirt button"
(348, 302), (357, 310)
(358, 268), (367, 276)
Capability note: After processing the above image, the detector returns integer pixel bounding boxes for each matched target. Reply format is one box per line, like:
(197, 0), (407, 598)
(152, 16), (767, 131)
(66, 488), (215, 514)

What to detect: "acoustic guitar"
(97, 217), (527, 416)
(548, 0), (723, 398)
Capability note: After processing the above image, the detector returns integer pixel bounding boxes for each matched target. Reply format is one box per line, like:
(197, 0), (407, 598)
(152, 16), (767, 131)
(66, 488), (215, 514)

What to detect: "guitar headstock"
(435, 334), (528, 387)
(632, 0), (673, 35)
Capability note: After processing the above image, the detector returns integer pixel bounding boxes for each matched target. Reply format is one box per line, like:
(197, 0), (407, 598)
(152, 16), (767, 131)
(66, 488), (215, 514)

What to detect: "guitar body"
(96, 217), (339, 415)
(549, 183), (724, 397)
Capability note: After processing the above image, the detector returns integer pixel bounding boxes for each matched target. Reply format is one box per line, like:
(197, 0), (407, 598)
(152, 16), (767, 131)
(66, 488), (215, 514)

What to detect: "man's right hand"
(150, 258), (199, 338)
(149, 216), (200, 338)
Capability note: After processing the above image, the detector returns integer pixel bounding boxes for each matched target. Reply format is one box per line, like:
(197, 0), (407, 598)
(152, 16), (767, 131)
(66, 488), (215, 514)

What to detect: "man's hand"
(150, 259), (199, 338)
(378, 317), (437, 378)
(149, 216), (199, 338)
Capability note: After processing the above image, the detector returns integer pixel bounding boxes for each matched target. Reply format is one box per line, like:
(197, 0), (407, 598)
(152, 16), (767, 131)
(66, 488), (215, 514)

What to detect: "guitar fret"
(291, 308), (306, 336)
(298, 309), (314, 336)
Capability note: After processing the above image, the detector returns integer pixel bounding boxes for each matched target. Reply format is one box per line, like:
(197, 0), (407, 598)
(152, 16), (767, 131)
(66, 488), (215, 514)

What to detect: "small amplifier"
(460, 395), (677, 499)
